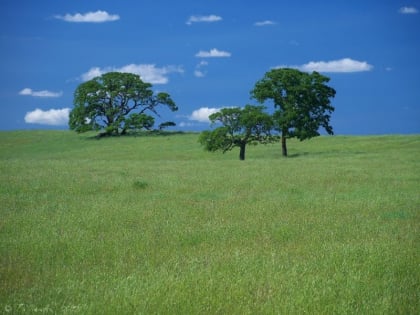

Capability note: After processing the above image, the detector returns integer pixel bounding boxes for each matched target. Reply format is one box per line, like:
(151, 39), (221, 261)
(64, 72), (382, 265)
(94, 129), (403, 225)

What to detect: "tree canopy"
(251, 68), (336, 156)
(199, 105), (275, 160)
(69, 72), (177, 136)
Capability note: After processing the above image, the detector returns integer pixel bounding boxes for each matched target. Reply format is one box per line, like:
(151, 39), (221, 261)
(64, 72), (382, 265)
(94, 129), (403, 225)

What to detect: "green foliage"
(199, 105), (275, 160)
(69, 72), (177, 136)
(125, 113), (155, 131)
(1, 131), (419, 314)
(199, 127), (231, 152)
(158, 121), (176, 130)
(252, 68), (336, 156)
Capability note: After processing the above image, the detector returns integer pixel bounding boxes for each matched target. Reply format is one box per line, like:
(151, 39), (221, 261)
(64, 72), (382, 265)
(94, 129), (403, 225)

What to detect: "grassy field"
(0, 130), (419, 314)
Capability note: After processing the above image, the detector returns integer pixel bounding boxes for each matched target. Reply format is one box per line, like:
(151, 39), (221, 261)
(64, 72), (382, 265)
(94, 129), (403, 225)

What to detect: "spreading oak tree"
(199, 105), (274, 160)
(69, 72), (177, 136)
(251, 68), (336, 156)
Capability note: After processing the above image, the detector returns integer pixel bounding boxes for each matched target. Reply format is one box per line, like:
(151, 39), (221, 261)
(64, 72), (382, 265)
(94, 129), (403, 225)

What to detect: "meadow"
(0, 130), (419, 314)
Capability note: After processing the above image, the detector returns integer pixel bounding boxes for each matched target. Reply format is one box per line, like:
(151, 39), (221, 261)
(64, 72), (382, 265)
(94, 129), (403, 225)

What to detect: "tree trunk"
(281, 134), (288, 157)
(239, 143), (246, 160)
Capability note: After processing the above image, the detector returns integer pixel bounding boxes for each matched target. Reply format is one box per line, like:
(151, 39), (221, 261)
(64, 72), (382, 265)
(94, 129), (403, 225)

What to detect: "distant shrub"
(133, 180), (148, 189)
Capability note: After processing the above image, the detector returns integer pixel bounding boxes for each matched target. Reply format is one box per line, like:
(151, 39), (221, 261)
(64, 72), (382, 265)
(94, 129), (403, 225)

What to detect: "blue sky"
(1, 0), (419, 134)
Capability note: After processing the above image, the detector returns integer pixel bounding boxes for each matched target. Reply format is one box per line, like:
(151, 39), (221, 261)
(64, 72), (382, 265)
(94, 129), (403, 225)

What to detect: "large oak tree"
(251, 68), (336, 156)
(69, 72), (177, 136)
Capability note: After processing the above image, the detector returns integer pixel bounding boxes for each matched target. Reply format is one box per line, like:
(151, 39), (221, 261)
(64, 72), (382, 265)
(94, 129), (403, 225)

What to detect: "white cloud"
(186, 15), (222, 25)
(194, 61), (208, 77)
(277, 58), (373, 73)
(81, 67), (103, 81)
(81, 64), (184, 84)
(195, 48), (231, 58)
(55, 10), (120, 23)
(254, 20), (276, 26)
(194, 70), (206, 78)
(25, 108), (70, 126)
(399, 6), (418, 14)
(189, 107), (223, 122)
(19, 88), (62, 97)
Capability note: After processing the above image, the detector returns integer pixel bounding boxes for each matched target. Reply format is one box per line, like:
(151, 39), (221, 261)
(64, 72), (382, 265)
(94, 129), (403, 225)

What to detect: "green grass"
(0, 130), (419, 314)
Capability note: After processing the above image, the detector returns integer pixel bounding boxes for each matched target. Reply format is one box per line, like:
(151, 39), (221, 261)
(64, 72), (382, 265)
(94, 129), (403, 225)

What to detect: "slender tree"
(199, 105), (274, 160)
(69, 72), (177, 136)
(251, 68), (336, 156)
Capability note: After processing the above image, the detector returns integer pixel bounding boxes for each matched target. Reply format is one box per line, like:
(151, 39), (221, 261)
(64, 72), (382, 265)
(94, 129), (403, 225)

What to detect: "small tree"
(199, 105), (274, 160)
(69, 72), (177, 136)
(158, 121), (176, 130)
(251, 68), (336, 156)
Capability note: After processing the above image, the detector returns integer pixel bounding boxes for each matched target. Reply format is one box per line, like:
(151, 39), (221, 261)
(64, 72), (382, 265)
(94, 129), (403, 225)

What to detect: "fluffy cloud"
(277, 58), (373, 73)
(195, 48), (231, 58)
(189, 107), (223, 122)
(55, 10), (120, 23)
(25, 108), (70, 126)
(186, 15), (222, 25)
(399, 6), (418, 14)
(254, 20), (276, 26)
(19, 88), (62, 97)
(81, 64), (184, 84)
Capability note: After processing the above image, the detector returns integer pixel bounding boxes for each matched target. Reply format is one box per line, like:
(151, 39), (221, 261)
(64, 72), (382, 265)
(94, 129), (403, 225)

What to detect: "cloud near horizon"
(54, 10), (120, 23)
(277, 58), (373, 73)
(186, 15), (222, 25)
(19, 88), (62, 97)
(25, 108), (70, 126)
(195, 48), (231, 58)
(188, 107), (223, 123)
(81, 64), (184, 84)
